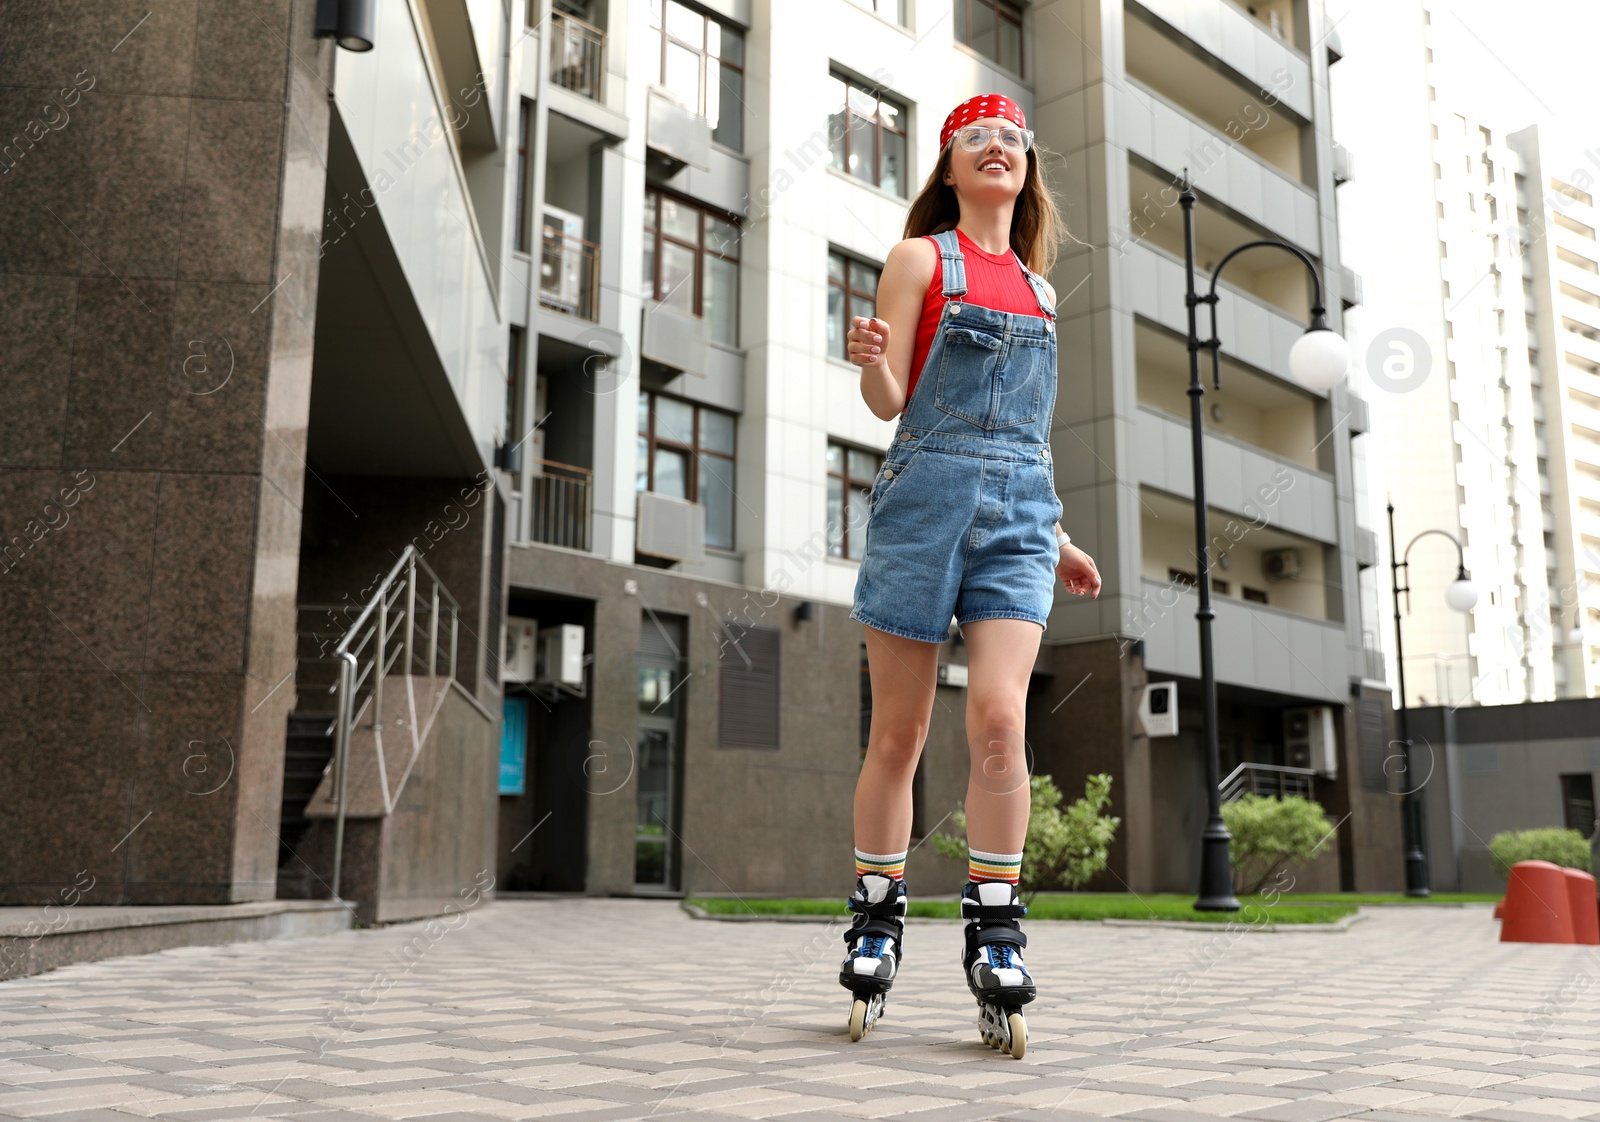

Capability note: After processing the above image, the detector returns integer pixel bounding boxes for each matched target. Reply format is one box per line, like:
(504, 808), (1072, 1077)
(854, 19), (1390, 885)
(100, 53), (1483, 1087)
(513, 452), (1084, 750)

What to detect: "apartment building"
(1337, 0), (1600, 709)
(506, 0), (1403, 898)
(0, 0), (1396, 914)
(1507, 125), (1600, 701)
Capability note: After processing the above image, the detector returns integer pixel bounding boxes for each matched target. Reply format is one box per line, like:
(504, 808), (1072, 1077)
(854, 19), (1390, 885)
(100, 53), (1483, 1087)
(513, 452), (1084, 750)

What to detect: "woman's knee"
(966, 702), (1026, 746)
(865, 728), (926, 771)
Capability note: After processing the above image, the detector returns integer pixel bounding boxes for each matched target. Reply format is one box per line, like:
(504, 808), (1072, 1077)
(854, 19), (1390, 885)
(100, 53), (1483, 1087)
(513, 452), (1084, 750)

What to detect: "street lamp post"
(1178, 173), (1350, 912)
(1385, 499), (1477, 897)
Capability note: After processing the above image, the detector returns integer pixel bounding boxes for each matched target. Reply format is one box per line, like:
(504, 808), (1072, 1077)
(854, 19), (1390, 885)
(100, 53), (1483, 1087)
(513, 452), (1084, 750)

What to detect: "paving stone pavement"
(0, 900), (1597, 1121)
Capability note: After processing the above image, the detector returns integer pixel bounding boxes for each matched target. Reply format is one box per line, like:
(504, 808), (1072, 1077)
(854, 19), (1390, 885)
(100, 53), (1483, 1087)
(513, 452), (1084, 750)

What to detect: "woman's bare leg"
(958, 618), (1043, 854)
(854, 625), (942, 854)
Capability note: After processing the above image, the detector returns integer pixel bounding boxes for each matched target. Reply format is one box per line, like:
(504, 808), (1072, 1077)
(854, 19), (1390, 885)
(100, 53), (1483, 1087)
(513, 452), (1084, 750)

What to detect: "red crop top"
(903, 229), (1044, 414)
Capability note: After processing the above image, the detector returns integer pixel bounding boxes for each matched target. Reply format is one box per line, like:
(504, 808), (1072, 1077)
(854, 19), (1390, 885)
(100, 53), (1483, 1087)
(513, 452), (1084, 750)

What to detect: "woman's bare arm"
(848, 237), (936, 421)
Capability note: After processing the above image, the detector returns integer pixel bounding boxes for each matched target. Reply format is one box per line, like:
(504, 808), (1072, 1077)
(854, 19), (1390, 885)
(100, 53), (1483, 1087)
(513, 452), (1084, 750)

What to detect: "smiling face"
(943, 116), (1029, 202)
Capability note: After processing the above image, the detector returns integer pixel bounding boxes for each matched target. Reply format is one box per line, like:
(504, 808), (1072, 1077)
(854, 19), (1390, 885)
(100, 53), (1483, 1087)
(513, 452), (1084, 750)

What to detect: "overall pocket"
(933, 326), (1003, 428)
(988, 337), (1047, 430)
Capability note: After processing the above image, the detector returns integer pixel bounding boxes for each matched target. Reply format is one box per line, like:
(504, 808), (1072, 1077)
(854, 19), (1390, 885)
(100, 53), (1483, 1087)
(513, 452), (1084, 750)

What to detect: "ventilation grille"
(1356, 693), (1389, 792)
(718, 624), (779, 750)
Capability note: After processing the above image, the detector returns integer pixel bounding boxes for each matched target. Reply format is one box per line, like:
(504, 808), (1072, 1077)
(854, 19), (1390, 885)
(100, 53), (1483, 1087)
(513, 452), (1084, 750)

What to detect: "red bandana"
(939, 94), (1027, 151)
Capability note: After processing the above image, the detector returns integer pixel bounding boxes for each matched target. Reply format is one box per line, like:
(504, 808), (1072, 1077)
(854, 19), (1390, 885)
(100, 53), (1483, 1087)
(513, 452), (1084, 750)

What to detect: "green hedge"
(1488, 827), (1592, 876)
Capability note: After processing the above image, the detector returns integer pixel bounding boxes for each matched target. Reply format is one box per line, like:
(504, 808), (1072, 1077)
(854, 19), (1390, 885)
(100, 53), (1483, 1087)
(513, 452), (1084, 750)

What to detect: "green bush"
(1222, 794), (1334, 896)
(933, 773), (1121, 903)
(1488, 827), (1592, 876)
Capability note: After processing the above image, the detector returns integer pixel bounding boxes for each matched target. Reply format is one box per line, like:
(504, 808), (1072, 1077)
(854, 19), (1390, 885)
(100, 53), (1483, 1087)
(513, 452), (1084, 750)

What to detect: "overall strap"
(928, 229), (967, 303)
(1017, 259), (1056, 321)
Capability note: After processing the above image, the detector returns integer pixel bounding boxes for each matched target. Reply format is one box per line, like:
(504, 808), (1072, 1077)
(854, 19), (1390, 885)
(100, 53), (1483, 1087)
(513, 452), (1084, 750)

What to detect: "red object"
(1563, 868), (1599, 944)
(1493, 897), (1504, 919)
(1499, 860), (1576, 943)
(903, 230), (1042, 415)
(939, 93), (1027, 150)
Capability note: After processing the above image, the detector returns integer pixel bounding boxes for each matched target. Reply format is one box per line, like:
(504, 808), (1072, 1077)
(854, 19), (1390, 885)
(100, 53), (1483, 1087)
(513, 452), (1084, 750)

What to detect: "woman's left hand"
(1056, 544), (1101, 598)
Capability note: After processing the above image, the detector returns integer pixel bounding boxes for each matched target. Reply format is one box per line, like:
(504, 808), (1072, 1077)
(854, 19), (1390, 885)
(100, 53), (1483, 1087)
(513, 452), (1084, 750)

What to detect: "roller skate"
(960, 879), (1034, 1058)
(838, 873), (907, 1041)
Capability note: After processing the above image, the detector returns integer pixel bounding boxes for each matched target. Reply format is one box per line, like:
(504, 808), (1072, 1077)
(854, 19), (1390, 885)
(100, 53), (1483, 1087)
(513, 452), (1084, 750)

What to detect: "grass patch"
(687, 892), (1377, 925)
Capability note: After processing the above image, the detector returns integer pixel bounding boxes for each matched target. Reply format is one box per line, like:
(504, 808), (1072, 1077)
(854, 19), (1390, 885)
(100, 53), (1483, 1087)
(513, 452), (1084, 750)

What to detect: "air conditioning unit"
(502, 617), (538, 683)
(636, 489), (706, 563)
(536, 623), (585, 687)
(1138, 681), (1179, 738)
(1284, 705), (1337, 778)
(1262, 548), (1301, 582)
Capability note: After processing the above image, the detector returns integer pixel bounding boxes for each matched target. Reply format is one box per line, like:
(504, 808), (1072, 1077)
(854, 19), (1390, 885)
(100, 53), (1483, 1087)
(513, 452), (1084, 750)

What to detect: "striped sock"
(855, 847), (907, 881)
(968, 848), (1022, 885)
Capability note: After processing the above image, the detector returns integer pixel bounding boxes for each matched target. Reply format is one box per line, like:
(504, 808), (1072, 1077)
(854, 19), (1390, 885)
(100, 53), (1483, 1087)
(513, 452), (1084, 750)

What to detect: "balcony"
(1362, 642), (1386, 682)
(1134, 320), (1323, 470)
(1121, 34), (1313, 193)
(1125, 242), (1332, 399)
(539, 221), (600, 321)
(1133, 577), (1349, 702)
(526, 458), (592, 551)
(1134, 408), (1337, 544)
(1127, 0), (1312, 120)
(548, 11), (604, 101)
(1127, 163), (1315, 324)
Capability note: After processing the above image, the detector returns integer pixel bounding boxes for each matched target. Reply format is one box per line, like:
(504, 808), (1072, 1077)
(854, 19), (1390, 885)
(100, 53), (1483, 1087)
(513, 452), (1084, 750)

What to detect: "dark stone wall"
(0, 1), (332, 905)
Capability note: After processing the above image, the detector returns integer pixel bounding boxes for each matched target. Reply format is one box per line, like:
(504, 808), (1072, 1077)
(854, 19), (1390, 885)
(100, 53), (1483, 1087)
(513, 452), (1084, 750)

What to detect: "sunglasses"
(952, 125), (1035, 154)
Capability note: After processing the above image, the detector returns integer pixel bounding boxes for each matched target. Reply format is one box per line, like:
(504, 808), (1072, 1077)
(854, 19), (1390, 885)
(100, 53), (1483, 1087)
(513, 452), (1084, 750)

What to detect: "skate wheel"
(1007, 1012), (1027, 1059)
(849, 998), (869, 1041)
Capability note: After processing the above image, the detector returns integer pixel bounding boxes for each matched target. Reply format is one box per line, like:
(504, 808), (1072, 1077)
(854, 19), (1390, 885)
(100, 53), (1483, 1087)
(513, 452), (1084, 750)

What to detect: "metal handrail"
(324, 546), (462, 900)
(1219, 761), (1316, 804)
(539, 225), (600, 321)
(529, 456), (593, 550)
(549, 10), (605, 100)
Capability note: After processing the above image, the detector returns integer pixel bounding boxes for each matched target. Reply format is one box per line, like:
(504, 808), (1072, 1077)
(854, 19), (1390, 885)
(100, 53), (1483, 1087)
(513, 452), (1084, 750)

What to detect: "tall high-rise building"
(1336, 0), (1600, 707)
(1508, 125), (1600, 698)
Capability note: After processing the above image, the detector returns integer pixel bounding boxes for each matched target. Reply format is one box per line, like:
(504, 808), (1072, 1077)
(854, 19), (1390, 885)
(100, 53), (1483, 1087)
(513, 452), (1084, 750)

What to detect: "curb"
(680, 900), (1367, 932)
(1098, 910), (1368, 933)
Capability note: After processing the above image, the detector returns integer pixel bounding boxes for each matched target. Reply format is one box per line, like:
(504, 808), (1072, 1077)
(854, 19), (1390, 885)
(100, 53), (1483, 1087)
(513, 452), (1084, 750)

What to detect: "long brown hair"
(902, 140), (1079, 276)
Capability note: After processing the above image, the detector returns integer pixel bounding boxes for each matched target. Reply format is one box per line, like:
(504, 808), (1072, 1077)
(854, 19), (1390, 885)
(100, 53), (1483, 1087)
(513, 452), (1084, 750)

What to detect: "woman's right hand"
(847, 316), (889, 367)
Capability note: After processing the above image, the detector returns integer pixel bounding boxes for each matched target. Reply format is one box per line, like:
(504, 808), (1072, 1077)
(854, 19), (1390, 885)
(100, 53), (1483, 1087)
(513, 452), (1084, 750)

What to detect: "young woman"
(836, 94), (1102, 1057)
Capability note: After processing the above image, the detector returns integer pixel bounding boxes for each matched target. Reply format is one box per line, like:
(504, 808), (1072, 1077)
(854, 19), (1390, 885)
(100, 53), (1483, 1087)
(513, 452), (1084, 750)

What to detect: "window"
(643, 189), (740, 346)
(1560, 773), (1595, 839)
(1242, 586), (1269, 604)
(954, 0), (1024, 77)
(827, 250), (881, 360)
(506, 326), (524, 443)
(514, 99), (532, 252)
(847, 0), (906, 24)
(1211, 578), (1229, 596)
(1168, 568), (1197, 589)
(827, 441), (882, 561)
(648, 0), (743, 150)
(637, 391), (737, 550)
(828, 72), (908, 197)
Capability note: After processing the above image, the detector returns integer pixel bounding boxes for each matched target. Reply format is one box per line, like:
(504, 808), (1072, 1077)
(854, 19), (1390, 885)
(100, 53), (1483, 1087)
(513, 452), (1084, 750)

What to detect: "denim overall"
(850, 228), (1064, 643)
